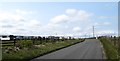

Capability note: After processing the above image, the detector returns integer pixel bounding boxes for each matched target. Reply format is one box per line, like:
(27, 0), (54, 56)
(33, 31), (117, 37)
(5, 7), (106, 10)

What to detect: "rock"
(14, 47), (20, 51)
(7, 47), (12, 51)
(4, 49), (9, 53)
(11, 47), (20, 52)
(16, 47), (20, 51)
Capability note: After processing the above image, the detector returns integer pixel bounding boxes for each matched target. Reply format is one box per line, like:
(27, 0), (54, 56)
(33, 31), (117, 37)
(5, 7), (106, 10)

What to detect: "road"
(32, 39), (105, 60)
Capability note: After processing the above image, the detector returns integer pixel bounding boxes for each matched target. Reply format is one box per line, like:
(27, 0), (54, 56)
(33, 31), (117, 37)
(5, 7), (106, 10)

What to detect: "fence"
(1, 39), (16, 47)
(1, 35), (75, 47)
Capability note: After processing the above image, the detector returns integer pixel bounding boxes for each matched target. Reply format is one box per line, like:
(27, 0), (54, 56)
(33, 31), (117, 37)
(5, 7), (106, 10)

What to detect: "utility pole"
(93, 26), (95, 37)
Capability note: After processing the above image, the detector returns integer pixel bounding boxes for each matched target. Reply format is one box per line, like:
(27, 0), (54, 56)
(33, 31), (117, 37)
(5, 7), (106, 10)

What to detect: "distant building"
(48, 36), (59, 41)
(0, 35), (10, 41)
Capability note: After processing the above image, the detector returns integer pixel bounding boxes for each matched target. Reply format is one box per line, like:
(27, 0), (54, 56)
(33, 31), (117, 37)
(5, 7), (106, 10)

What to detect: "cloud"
(99, 16), (117, 20)
(0, 9), (42, 35)
(1, 25), (14, 28)
(50, 9), (93, 24)
(103, 22), (111, 25)
(66, 9), (77, 16)
(0, 11), (24, 22)
(75, 10), (93, 21)
(94, 22), (111, 26)
(0, 8), (116, 37)
(0, 9), (34, 22)
(27, 19), (41, 28)
(73, 27), (81, 32)
(50, 14), (69, 24)
(99, 16), (109, 19)
(48, 9), (94, 33)
(65, 9), (93, 21)
(96, 30), (117, 36)
(45, 9), (94, 37)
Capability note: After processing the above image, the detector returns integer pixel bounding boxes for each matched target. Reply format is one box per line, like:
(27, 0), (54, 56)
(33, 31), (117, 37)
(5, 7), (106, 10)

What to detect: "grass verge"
(99, 37), (118, 60)
(2, 39), (84, 61)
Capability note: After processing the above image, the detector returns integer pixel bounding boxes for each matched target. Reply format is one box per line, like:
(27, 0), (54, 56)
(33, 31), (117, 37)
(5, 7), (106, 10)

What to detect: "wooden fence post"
(9, 35), (16, 46)
(113, 36), (116, 46)
(14, 38), (16, 46)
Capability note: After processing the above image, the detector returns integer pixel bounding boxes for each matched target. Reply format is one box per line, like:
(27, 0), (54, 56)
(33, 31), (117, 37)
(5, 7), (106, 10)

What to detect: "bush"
(17, 40), (33, 48)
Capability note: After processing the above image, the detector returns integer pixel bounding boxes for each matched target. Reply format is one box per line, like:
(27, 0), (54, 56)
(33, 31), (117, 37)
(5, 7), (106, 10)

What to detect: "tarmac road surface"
(32, 39), (105, 60)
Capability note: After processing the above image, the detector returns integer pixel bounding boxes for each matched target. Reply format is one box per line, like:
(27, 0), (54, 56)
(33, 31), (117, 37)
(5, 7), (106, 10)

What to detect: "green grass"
(2, 39), (83, 61)
(99, 37), (118, 59)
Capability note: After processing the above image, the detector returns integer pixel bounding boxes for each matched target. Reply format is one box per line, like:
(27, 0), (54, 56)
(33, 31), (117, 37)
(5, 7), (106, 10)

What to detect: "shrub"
(17, 40), (33, 48)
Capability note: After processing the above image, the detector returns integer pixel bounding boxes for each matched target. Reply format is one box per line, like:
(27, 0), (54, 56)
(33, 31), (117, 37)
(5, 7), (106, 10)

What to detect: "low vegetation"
(2, 39), (84, 61)
(99, 37), (118, 60)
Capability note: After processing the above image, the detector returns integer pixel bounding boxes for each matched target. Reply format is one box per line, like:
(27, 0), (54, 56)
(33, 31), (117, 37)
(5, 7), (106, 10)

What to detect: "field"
(2, 38), (84, 61)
